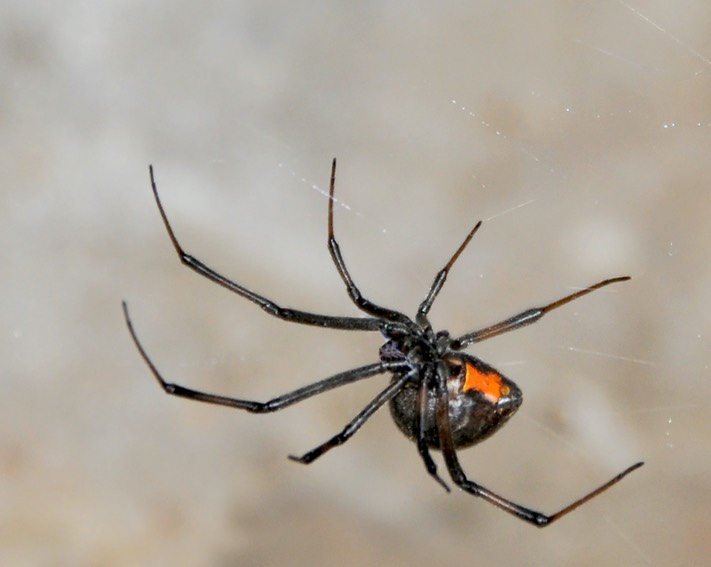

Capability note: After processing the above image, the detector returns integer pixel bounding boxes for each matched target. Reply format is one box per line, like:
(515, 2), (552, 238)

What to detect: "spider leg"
(452, 276), (630, 349)
(416, 220), (482, 325)
(123, 301), (397, 412)
(415, 373), (450, 492)
(148, 165), (382, 332)
(327, 159), (411, 324)
(288, 370), (413, 464)
(432, 363), (643, 526)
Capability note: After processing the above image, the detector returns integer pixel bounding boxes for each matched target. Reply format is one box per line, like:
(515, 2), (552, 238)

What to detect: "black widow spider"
(123, 159), (643, 527)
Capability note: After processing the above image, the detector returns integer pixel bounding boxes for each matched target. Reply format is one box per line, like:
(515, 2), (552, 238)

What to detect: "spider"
(122, 159), (643, 527)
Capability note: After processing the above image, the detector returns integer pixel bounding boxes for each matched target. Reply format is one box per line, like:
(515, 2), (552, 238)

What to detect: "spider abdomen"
(388, 355), (522, 450)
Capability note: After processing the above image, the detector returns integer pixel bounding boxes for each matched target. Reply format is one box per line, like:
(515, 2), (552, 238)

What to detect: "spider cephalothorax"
(123, 159), (642, 526)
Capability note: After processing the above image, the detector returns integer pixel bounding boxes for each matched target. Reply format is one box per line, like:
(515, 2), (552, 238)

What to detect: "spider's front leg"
(123, 301), (394, 413)
(147, 165), (382, 332)
(326, 158), (410, 323)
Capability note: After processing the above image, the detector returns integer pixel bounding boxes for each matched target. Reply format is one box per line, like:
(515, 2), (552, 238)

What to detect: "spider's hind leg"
(433, 382), (643, 526)
(415, 378), (450, 492)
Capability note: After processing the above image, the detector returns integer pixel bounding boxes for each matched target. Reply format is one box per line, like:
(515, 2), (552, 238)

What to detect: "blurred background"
(2, 1), (709, 565)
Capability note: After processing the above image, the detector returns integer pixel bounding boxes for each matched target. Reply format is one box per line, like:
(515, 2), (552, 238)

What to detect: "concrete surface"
(2, 2), (710, 566)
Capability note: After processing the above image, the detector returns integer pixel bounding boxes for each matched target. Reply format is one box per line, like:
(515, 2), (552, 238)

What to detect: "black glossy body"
(388, 354), (522, 450)
(123, 159), (642, 527)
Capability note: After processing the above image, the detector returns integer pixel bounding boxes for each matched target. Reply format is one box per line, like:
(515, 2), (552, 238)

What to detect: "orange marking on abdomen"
(463, 362), (509, 403)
